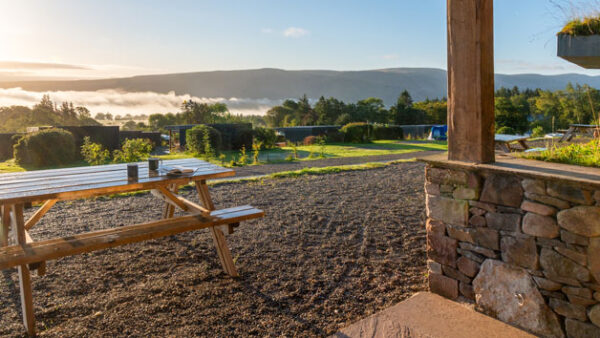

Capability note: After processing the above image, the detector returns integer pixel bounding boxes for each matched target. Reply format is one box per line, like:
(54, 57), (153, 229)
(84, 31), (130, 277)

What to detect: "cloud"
(0, 61), (90, 70)
(282, 27), (309, 38)
(0, 87), (279, 116)
(382, 54), (399, 60)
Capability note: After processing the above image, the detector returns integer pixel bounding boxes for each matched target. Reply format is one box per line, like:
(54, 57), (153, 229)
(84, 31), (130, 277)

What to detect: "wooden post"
(1, 205), (10, 247)
(11, 204), (36, 336)
(447, 0), (495, 163)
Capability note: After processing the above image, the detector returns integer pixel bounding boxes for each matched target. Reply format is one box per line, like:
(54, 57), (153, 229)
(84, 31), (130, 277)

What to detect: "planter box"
(558, 34), (600, 69)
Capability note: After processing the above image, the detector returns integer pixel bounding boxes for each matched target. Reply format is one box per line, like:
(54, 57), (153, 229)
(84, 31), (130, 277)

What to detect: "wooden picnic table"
(494, 134), (530, 153)
(0, 158), (264, 335)
(559, 124), (600, 142)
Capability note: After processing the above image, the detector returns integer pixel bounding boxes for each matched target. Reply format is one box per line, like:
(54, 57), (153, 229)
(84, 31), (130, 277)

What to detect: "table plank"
(0, 159), (234, 204)
(495, 134), (529, 143)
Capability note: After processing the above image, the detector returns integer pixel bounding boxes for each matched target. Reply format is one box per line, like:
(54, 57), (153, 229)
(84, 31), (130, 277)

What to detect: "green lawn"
(159, 140), (448, 165)
(0, 140), (448, 173)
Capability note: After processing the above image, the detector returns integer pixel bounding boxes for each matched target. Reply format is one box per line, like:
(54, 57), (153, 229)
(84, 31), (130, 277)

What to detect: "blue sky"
(0, 0), (598, 79)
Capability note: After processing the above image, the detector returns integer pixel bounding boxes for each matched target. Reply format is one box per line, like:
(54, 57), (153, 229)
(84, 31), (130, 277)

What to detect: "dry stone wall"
(424, 164), (600, 338)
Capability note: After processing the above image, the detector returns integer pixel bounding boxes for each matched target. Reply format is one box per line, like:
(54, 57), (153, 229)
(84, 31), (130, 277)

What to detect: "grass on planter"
(522, 139), (600, 168)
(560, 16), (600, 36)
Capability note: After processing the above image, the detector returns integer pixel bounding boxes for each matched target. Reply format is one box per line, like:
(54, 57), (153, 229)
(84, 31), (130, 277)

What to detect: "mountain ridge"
(2, 67), (600, 105)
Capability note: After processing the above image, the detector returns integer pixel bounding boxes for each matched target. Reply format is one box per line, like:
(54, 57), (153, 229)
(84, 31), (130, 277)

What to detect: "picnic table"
(495, 134), (530, 152)
(0, 158), (264, 335)
(559, 124), (600, 142)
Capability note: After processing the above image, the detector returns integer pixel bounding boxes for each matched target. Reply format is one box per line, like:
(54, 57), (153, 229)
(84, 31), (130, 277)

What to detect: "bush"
(373, 125), (404, 140)
(253, 127), (277, 149)
(340, 122), (373, 143)
(496, 126), (517, 135)
(81, 136), (110, 165)
(14, 128), (76, 167)
(325, 130), (344, 143)
(113, 138), (153, 163)
(531, 126), (545, 138)
(186, 125), (222, 156)
(303, 135), (318, 145)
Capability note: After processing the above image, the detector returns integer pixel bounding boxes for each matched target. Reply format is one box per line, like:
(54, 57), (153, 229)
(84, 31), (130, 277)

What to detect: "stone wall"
(424, 163), (600, 338)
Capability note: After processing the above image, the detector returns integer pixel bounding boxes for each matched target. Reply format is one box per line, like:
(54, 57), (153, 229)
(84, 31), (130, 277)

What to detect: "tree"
(95, 113), (106, 120)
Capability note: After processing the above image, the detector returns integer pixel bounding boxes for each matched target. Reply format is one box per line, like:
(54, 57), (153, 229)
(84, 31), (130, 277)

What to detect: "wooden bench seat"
(0, 205), (263, 270)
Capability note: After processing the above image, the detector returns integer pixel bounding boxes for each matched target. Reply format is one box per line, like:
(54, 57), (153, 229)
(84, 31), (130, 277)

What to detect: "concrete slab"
(331, 292), (535, 338)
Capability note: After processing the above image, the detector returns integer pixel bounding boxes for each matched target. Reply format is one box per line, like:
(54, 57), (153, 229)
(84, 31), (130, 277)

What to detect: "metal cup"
(148, 158), (162, 171)
(127, 164), (138, 181)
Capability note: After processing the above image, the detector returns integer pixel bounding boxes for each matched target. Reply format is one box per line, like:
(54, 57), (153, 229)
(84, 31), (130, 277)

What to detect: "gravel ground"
(0, 162), (428, 337)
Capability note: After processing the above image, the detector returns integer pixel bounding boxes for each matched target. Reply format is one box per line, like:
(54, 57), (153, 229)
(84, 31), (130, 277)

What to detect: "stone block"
(501, 236), (538, 270)
(442, 265), (471, 283)
(427, 195), (469, 226)
(522, 212), (560, 238)
(561, 230), (589, 246)
(472, 227), (499, 250)
(429, 273), (458, 300)
(543, 272), (582, 287)
(426, 219), (446, 235)
(525, 192), (571, 210)
(565, 318), (600, 338)
(540, 248), (590, 282)
(533, 276), (562, 291)
(555, 246), (587, 266)
(547, 182), (593, 205)
(522, 179), (546, 195)
(426, 167), (469, 186)
(453, 187), (479, 200)
(562, 286), (593, 299)
(457, 256), (480, 278)
(589, 304), (600, 328)
(425, 182), (440, 196)
(447, 224), (474, 243)
(469, 215), (486, 227)
(469, 200), (497, 213)
(537, 237), (566, 248)
(596, 292), (600, 302)
(568, 295), (597, 306)
(480, 174), (524, 208)
(549, 298), (587, 321)
(521, 200), (557, 216)
(459, 242), (497, 258)
(473, 259), (563, 338)
(558, 206), (600, 237)
(541, 289), (567, 300)
(459, 281), (475, 300)
(427, 233), (458, 267)
(469, 207), (486, 216)
(486, 212), (521, 232)
(456, 248), (485, 263)
(441, 184), (454, 193)
(427, 259), (443, 275)
(588, 238), (600, 283)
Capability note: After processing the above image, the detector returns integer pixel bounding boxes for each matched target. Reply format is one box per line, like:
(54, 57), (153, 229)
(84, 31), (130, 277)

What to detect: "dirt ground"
(0, 162), (428, 337)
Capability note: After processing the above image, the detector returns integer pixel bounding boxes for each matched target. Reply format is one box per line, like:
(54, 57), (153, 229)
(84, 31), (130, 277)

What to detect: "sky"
(1, 0), (599, 81)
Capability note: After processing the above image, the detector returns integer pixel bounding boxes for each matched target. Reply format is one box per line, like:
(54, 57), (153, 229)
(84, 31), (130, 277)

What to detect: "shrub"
(239, 145), (248, 165)
(496, 126), (517, 135)
(340, 122), (373, 143)
(252, 141), (262, 164)
(560, 17), (600, 36)
(373, 125), (404, 140)
(81, 136), (110, 165)
(325, 130), (344, 143)
(253, 127), (277, 149)
(531, 126), (545, 138)
(14, 128), (76, 167)
(303, 135), (318, 145)
(186, 125), (222, 156)
(113, 138), (153, 163)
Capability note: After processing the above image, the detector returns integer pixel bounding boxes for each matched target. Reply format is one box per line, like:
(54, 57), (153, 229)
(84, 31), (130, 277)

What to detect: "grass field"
(0, 140), (447, 173)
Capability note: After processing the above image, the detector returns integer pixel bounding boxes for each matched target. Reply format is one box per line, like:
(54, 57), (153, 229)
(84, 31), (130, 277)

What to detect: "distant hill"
(2, 68), (600, 105)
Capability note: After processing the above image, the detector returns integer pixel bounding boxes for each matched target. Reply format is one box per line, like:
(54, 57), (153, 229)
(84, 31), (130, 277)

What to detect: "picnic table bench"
(559, 124), (600, 142)
(495, 134), (530, 152)
(0, 158), (264, 336)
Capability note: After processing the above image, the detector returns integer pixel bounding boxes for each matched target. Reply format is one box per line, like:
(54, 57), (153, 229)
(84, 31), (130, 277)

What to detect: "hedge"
(186, 125), (222, 155)
(253, 127), (277, 149)
(14, 128), (77, 167)
(340, 122), (373, 143)
(373, 125), (404, 140)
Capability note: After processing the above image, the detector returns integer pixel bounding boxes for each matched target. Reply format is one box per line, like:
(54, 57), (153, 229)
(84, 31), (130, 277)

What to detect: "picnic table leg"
(162, 184), (178, 219)
(195, 180), (239, 277)
(1, 205), (10, 247)
(518, 140), (529, 151)
(11, 204), (36, 336)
